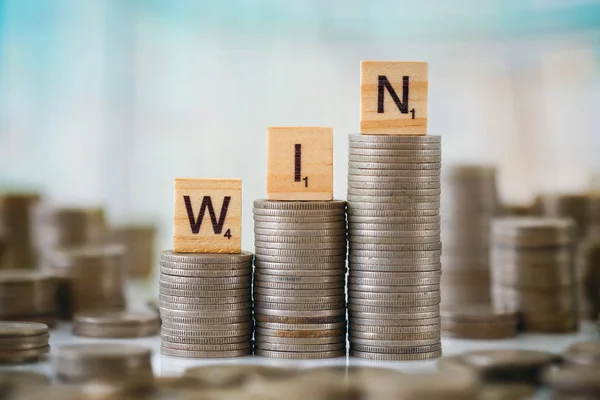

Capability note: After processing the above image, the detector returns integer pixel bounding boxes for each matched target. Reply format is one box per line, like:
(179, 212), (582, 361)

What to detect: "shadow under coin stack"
(0, 270), (57, 326)
(491, 217), (578, 333)
(441, 165), (498, 308)
(346, 134), (442, 361)
(158, 251), (253, 358)
(253, 200), (347, 359)
(45, 244), (126, 319)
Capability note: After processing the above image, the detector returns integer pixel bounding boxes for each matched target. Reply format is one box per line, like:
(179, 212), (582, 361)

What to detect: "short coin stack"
(346, 134), (442, 360)
(45, 244), (127, 319)
(0, 270), (57, 326)
(253, 199), (347, 359)
(0, 322), (50, 363)
(491, 217), (578, 332)
(72, 311), (160, 338)
(109, 224), (156, 279)
(440, 304), (518, 339)
(159, 251), (253, 358)
(441, 165), (498, 307)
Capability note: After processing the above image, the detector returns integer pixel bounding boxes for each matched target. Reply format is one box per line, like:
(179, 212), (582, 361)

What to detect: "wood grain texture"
(173, 178), (241, 253)
(360, 61), (428, 135)
(267, 126), (333, 201)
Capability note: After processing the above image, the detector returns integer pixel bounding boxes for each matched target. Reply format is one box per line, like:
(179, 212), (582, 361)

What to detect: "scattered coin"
(0, 322), (49, 364)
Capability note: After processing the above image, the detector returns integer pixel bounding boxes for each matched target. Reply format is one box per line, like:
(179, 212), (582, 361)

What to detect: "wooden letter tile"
(360, 61), (428, 135)
(267, 126), (333, 201)
(173, 178), (241, 253)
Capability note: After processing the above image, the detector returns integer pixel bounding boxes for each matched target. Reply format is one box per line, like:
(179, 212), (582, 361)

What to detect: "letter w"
(183, 196), (231, 234)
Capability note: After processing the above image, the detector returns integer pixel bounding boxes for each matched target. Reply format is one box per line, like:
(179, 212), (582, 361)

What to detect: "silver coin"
(348, 161), (441, 170)
(253, 208), (345, 217)
(160, 250), (253, 264)
(159, 301), (251, 312)
(254, 328), (346, 339)
(254, 281), (344, 290)
(349, 337), (440, 347)
(349, 148), (442, 156)
(159, 266), (252, 278)
(350, 323), (441, 333)
(255, 342), (345, 352)
(161, 330), (253, 341)
(254, 228), (347, 237)
(349, 292), (441, 303)
(349, 215), (441, 225)
(348, 174), (441, 184)
(254, 215), (345, 223)
(160, 347), (251, 358)
(349, 262), (441, 273)
(160, 314), (252, 325)
(348, 181), (441, 191)
(254, 349), (346, 359)
(254, 241), (347, 251)
(348, 296), (440, 308)
(350, 241), (441, 251)
(254, 260), (346, 270)
(254, 234), (346, 244)
(348, 349), (442, 361)
(158, 287), (251, 298)
(347, 202), (440, 211)
(348, 256), (440, 266)
(160, 322), (252, 332)
(255, 301), (346, 312)
(254, 274), (345, 284)
(255, 308), (346, 318)
(348, 208), (439, 217)
(253, 200), (346, 210)
(347, 194), (441, 203)
(253, 294), (345, 305)
(349, 154), (442, 164)
(255, 254), (346, 264)
(349, 235), (441, 245)
(255, 322), (346, 331)
(254, 335), (345, 345)
(159, 281), (250, 291)
(159, 260), (252, 271)
(351, 343), (441, 354)
(348, 167), (440, 177)
(349, 288), (440, 298)
(349, 270), (441, 281)
(157, 293), (245, 306)
(253, 287), (345, 297)
(349, 316), (440, 327)
(254, 221), (345, 230)
(350, 324), (440, 334)
(349, 303), (441, 315)
(159, 274), (252, 285)
(255, 268), (346, 277)
(348, 276), (440, 287)
(159, 307), (251, 318)
(255, 248), (347, 257)
(161, 341), (251, 351)
(348, 134), (441, 144)
(348, 249), (442, 258)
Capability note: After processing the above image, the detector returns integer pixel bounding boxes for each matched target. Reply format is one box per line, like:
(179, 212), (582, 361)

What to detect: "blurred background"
(0, 0), (599, 281)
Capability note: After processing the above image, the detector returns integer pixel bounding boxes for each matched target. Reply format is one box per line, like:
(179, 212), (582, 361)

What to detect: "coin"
(254, 199), (346, 210)
(253, 287), (345, 297)
(160, 347), (251, 358)
(256, 301), (345, 312)
(160, 314), (252, 325)
(255, 260), (346, 270)
(254, 234), (347, 244)
(254, 214), (345, 223)
(160, 321), (252, 332)
(256, 322), (346, 331)
(159, 266), (251, 278)
(159, 250), (254, 264)
(256, 268), (346, 277)
(159, 287), (251, 297)
(254, 349), (346, 359)
(255, 328), (345, 339)
(254, 241), (347, 250)
(159, 294), (250, 305)
(349, 349), (442, 360)
(256, 247), (346, 257)
(159, 274), (252, 285)
(254, 294), (345, 305)
(160, 301), (252, 312)
(349, 147), (442, 156)
(72, 311), (159, 338)
(349, 134), (441, 143)
(348, 168), (440, 177)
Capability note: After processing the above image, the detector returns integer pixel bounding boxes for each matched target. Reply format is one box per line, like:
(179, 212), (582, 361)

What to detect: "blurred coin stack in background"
(440, 304), (518, 339)
(0, 322), (50, 363)
(0, 270), (57, 326)
(159, 251), (253, 358)
(109, 224), (156, 280)
(0, 193), (41, 269)
(32, 205), (107, 268)
(441, 165), (498, 308)
(346, 134), (442, 361)
(491, 217), (578, 332)
(535, 193), (592, 320)
(253, 200), (347, 359)
(45, 244), (126, 319)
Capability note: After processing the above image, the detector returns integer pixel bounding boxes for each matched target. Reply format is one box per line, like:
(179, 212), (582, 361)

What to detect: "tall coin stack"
(346, 134), (442, 361)
(491, 217), (578, 332)
(253, 200), (347, 359)
(441, 165), (498, 308)
(159, 251), (253, 358)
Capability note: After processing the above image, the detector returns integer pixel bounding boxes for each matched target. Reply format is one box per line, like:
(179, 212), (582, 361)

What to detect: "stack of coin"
(0, 192), (41, 269)
(253, 199), (347, 359)
(72, 311), (160, 338)
(159, 251), (253, 358)
(109, 224), (156, 279)
(576, 192), (600, 320)
(32, 205), (107, 267)
(536, 193), (593, 322)
(52, 343), (153, 384)
(0, 322), (50, 363)
(438, 349), (560, 385)
(45, 244), (127, 319)
(441, 165), (498, 307)
(441, 304), (518, 339)
(346, 134), (442, 361)
(490, 217), (578, 333)
(0, 270), (57, 326)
